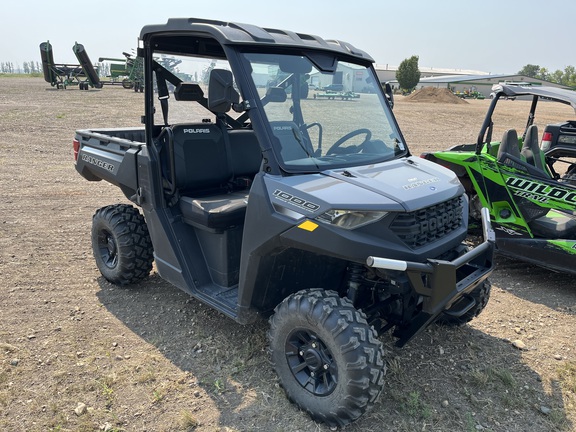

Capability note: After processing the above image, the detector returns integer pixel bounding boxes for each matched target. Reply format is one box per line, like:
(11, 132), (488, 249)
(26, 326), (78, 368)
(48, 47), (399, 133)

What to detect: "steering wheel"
(326, 128), (372, 155)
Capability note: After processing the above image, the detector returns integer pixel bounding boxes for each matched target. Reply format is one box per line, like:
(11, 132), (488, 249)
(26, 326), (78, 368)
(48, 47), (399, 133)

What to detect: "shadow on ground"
(96, 272), (573, 431)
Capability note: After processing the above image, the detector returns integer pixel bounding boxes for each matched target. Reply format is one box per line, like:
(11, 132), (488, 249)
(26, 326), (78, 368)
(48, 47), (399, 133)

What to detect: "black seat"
(497, 129), (521, 163)
(171, 124), (230, 195)
(521, 124), (550, 176)
(168, 123), (244, 230)
(496, 128), (553, 180)
(228, 129), (262, 185)
(179, 192), (249, 230)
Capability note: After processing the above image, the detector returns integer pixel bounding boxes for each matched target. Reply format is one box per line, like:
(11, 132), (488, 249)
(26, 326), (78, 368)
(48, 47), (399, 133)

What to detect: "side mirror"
(208, 69), (239, 113)
(384, 82), (394, 109)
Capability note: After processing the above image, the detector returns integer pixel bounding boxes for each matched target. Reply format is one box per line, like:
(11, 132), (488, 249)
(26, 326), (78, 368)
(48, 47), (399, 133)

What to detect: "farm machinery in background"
(312, 83), (361, 101)
(40, 41), (102, 90)
(98, 51), (144, 92)
(39, 41), (143, 91)
(453, 87), (485, 100)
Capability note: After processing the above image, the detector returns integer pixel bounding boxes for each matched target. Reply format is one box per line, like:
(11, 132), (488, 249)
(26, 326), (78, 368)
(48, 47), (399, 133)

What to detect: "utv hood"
(267, 156), (464, 214)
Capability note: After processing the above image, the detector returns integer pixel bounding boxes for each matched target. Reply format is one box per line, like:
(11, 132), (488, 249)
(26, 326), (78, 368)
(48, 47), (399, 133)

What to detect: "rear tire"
(436, 280), (491, 326)
(268, 289), (385, 427)
(563, 164), (576, 187)
(91, 204), (153, 285)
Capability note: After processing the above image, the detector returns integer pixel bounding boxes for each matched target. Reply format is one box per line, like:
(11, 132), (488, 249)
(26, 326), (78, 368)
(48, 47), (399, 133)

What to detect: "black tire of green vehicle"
(268, 289), (386, 427)
(122, 79), (134, 89)
(436, 280), (491, 326)
(564, 165), (576, 186)
(91, 204), (153, 285)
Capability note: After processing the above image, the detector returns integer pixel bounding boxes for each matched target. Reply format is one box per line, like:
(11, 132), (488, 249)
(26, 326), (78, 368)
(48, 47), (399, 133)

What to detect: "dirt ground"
(1, 77), (575, 432)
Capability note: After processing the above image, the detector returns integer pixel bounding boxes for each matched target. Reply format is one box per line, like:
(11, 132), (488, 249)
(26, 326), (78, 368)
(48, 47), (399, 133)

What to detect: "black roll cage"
(476, 84), (576, 155)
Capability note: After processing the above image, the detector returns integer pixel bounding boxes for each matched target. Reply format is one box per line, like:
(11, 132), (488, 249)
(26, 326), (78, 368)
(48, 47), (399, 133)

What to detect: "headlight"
(316, 210), (387, 230)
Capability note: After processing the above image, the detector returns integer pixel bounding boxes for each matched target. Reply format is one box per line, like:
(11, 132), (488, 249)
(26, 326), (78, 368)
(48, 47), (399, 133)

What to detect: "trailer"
(312, 90), (360, 100)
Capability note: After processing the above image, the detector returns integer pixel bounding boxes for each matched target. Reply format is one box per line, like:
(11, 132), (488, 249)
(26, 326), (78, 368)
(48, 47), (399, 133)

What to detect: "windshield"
(242, 53), (407, 172)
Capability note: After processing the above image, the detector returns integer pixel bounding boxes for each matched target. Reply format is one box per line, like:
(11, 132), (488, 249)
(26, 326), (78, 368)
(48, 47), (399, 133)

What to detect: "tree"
(563, 65), (576, 87)
(518, 64), (540, 78)
(396, 55), (420, 92)
(550, 69), (564, 85)
(517, 64), (576, 86)
(537, 67), (550, 82)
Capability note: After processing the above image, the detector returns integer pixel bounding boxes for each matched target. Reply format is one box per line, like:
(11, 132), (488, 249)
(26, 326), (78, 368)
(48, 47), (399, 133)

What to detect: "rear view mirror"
(208, 69), (239, 113)
(266, 86), (287, 102)
(174, 82), (204, 101)
(279, 56), (312, 74)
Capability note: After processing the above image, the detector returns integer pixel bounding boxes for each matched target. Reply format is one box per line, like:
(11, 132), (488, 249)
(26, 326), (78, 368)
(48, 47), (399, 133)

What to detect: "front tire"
(268, 289), (385, 427)
(91, 204), (153, 285)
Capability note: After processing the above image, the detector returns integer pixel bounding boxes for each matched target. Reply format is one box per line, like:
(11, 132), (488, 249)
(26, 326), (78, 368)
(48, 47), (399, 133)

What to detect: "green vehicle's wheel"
(122, 78), (134, 89)
(564, 164), (576, 186)
(268, 289), (385, 427)
(91, 204), (153, 285)
(436, 280), (491, 326)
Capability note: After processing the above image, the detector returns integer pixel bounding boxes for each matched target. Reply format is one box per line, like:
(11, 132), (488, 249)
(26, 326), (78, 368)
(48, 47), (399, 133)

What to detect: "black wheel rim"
(97, 229), (118, 269)
(285, 329), (337, 396)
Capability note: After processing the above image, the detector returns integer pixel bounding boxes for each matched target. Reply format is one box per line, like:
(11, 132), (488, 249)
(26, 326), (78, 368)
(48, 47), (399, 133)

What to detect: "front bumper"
(367, 208), (496, 347)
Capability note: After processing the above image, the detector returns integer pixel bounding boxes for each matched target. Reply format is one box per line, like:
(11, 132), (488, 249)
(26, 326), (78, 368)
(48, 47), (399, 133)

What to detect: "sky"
(1, 0), (573, 75)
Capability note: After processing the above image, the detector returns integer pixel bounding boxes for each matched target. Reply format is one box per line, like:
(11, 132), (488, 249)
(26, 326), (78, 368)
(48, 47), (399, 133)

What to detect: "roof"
(493, 84), (576, 110)
(139, 17), (374, 63)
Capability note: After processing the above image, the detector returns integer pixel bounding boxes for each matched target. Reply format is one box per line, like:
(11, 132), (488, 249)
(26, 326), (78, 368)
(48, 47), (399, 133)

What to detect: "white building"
(413, 74), (570, 98)
(375, 65), (571, 98)
(375, 64), (489, 84)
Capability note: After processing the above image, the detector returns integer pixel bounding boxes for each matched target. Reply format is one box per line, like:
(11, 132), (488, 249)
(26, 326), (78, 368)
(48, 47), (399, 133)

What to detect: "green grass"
(557, 361), (576, 394)
(0, 73), (43, 78)
(402, 391), (432, 419)
(152, 388), (165, 403)
(213, 378), (226, 394)
(469, 367), (516, 389)
(180, 410), (199, 430)
(489, 367), (516, 387)
(97, 374), (116, 408)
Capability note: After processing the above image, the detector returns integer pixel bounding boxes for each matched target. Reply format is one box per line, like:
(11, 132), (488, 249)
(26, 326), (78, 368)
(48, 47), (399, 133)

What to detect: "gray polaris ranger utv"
(73, 18), (495, 426)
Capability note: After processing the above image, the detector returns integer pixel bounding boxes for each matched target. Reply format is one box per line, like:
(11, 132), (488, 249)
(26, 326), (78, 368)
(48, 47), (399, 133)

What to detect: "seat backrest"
(227, 129), (262, 178)
(270, 121), (314, 162)
(171, 123), (231, 194)
(497, 129), (521, 163)
(521, 124), (548, 172)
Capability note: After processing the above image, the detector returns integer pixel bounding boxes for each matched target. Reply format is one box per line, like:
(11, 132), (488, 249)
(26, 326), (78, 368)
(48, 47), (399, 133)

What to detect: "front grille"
(390, 196), (464, 248)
